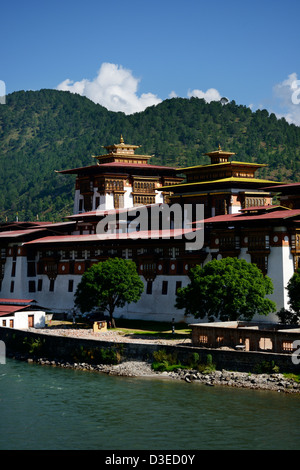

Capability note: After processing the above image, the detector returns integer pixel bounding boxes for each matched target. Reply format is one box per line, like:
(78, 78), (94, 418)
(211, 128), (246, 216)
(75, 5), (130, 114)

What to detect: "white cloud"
(168, 90), (178, 98)
(273, 73), (300, 126)
(55, 64), (300, 127)
(187, 87), (222, 103)
(56, 63), (162, 115)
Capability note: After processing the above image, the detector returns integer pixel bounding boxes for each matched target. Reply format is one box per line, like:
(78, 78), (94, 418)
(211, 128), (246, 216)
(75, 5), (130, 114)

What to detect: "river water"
(0, 358), (299, 450)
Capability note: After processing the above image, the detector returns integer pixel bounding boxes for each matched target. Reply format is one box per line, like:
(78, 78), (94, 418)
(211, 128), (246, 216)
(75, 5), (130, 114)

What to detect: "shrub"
(276, 307), (300, 325)
(73, 346), (121, 365)
(206, 354), (213, 366)
(253, 360), (280, 374)
(23, 337), (44, 355)
(152, 349), (216, 373)
(153, 349), (178, 365)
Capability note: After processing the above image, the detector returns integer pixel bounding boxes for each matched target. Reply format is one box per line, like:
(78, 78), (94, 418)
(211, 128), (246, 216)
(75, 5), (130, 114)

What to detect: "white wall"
(114, 275), (194, 323)
(31, 275), (81, 314)
(21, 271), (195, 323)
(73, 189), (80, 214)
(124, 186), (134, 208)
(0, 311), (45, 329)
(267, 245), (294, 317)
(1, 255), (28, 300)
(0, 236), (296, 325)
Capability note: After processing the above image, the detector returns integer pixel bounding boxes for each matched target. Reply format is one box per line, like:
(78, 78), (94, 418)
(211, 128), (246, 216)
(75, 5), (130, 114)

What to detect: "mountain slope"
(0, 89), (299, 222)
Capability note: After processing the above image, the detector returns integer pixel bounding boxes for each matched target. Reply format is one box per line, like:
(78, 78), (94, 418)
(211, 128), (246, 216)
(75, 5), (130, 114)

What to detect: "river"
(0, 358), (299, 450)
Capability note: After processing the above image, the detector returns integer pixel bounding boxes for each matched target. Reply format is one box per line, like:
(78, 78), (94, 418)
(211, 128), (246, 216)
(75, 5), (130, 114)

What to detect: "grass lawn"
(113, 318), (191, 340)
(46, 317), (191, 340)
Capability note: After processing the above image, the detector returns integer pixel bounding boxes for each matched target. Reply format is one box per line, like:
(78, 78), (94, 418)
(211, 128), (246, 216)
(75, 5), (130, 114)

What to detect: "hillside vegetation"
(0, 89), (299, 222)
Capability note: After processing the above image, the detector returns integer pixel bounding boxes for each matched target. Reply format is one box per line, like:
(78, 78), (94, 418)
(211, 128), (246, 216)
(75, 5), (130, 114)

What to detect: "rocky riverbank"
(5, 326), (299, 394)
(176, 368), (300, 393)
(9, 351), (300, 394)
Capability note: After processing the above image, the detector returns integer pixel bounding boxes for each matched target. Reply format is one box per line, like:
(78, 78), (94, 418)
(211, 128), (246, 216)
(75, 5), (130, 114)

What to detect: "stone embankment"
(11, 353), (300, 394)
(177, 369), (300, 393)
(8, 326), (300, 394)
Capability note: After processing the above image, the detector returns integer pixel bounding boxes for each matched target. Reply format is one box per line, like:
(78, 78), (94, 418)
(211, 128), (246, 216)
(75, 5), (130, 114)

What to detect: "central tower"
(58, 135), (183, 214)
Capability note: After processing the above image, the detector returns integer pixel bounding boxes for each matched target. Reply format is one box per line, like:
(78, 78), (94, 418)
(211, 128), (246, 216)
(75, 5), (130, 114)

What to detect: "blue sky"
(1, 0), (300, 123)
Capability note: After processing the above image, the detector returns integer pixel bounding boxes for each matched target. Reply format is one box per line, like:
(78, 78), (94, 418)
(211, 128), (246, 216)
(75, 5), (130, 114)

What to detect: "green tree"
(278, 268), (300, 324)
(175, 258), (276, 322)
(287, 268), (300, 314)
(74, 258), (144, 327)
(276, 308), (299, 325)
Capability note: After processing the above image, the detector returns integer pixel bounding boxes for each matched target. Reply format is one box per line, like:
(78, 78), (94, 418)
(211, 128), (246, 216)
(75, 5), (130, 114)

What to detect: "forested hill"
(0, 89), (300, 222)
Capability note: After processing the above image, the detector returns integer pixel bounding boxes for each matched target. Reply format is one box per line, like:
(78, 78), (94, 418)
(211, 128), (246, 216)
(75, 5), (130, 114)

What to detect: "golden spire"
(218, 143), (222, 151)
(120, 134), (124, 144)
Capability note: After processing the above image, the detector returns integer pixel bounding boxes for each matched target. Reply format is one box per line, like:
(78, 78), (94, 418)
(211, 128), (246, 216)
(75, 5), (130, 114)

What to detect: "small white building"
(0, 299), (45, 329)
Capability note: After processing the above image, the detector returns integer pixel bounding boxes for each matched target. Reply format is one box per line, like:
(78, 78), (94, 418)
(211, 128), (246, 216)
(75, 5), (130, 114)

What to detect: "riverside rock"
(7, 326), (300, 394)
(16, 354), (300, 393)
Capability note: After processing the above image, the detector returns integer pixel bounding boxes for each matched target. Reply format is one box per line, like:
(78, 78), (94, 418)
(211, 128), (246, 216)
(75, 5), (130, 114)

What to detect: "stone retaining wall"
(1, 327), (300, 373)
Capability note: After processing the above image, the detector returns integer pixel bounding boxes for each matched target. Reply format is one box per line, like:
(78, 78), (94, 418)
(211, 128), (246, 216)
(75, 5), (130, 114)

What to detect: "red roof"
(97, 162), (178, 170)
(0, 305), (29, 316)
(202, 209), (300, 224)
(0, 228), (45, 238)
(239, 205), (286, 212)
(67, 204), (162, 219)
(58, 162), (178, 174)
(25, 227), (201, 245)
(0, 298), (35, 316)
(0, 298), (34, 304)
(263, 182), (300, 190)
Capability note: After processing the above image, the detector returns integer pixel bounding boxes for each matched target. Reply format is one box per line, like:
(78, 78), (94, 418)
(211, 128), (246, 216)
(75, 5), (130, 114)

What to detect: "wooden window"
(27, 261), (36, 277)
(49, 279), (55, 292)
(68, 280), (74, 292)
(259, 337), (273, 351)
(10, 281), (14, 293)
(37, 279), (43, 291)
(294, 255), (300, 272)
(146, 281), (153, 295)
(251, 255), (268, 274)
(198, 335), (208, 345)
(162, 281), (168, 295)
(11, 262), (16, 277)
(282, 341), (294, 352)
(28, 281), (36, 292)
(175, 281), (182, 294)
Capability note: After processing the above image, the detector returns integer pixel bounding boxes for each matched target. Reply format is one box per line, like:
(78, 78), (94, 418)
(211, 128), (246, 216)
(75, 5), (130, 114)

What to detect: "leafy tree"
(175, 257), (276, 322)
(278, 269), (300, 324)
(276, 308), (299, 325)
(74, 258), (144, 327)
(287, 268), (300, 314)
